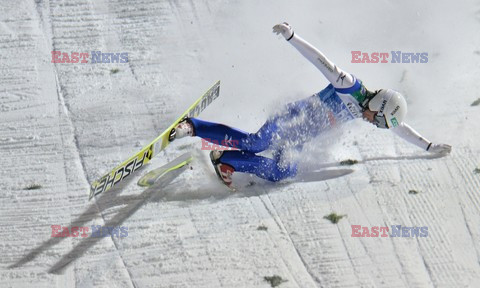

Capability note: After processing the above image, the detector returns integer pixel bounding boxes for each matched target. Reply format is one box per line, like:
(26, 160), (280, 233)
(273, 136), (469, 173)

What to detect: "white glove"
(272, 22), (294, 41)
(427, 143), (452, 154)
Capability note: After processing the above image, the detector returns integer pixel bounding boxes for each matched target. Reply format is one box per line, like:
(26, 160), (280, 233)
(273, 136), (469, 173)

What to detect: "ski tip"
(137, 179), (155, 187)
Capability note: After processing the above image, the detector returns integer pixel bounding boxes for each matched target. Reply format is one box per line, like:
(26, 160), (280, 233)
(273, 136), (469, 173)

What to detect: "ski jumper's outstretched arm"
(291, 31), (435, 151)
(391, 122), (451, 153)
(273, 22), (451, 154)
(287, 33), (356, 90)
(390, 123), (431, 150)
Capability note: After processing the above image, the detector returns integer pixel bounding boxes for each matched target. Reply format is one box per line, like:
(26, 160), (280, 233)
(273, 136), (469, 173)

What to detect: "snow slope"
(1, 0), (480, 287)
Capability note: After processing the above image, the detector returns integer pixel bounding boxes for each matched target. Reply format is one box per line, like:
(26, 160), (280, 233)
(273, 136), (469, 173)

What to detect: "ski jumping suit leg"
(189, 117), (297, 182)
(189, 86), (336, 182)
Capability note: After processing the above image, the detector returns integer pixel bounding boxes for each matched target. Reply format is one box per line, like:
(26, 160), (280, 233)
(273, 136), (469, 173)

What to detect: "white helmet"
(368, 89), (407, 128)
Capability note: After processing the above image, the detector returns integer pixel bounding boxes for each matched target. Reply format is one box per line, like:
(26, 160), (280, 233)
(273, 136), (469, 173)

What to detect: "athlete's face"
(362, 109), (377, 123)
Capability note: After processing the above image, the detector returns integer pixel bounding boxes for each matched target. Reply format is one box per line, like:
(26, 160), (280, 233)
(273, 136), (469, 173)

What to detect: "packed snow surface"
(1, 0), (480, 287)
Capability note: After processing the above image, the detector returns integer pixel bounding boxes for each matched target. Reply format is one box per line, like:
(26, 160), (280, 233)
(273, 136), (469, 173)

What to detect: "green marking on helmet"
(390, 117), (398, 127)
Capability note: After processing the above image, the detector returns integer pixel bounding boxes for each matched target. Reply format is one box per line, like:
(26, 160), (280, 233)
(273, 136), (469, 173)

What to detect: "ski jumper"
(190, 33), (432, 182)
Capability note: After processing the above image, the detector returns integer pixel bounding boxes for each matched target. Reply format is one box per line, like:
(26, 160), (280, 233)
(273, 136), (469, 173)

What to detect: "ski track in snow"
(1, 0), (480, 287)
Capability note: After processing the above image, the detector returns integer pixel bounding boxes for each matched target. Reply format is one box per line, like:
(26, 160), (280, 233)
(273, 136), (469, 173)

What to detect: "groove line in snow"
(36, 0), (136, 286)
(256, 189), (322, 287)
(343, 179), (404, 287)
(246, 196), (302, 288)
(325, 182), (365, 287)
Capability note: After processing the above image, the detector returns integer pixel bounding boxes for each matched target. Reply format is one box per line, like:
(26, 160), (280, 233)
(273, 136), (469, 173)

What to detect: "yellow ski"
(137, 153), (193, 187)
(89, 81), (220, 200)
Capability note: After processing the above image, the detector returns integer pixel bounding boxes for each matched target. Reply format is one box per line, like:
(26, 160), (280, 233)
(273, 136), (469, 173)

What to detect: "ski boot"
(210, 150), (235, 190)
(169, 117), (194, 142)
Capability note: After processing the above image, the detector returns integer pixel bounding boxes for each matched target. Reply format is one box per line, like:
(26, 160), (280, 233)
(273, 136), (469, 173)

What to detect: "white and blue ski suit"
(189, 33), (432, 182)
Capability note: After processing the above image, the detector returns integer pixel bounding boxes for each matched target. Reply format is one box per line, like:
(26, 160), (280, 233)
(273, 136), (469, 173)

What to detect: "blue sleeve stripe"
(317, 84), (335, 101)
(334, 77), (361, 94)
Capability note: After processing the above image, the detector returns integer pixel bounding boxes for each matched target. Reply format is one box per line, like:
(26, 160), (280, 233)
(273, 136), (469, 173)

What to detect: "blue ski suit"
(190, 32), (432, 182)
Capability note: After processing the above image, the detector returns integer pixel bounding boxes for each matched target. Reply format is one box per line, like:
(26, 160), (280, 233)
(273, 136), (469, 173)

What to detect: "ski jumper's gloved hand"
(391, 123), (452, 154)
(272, 22), (294, 41)
(427, 143), (452, 155)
